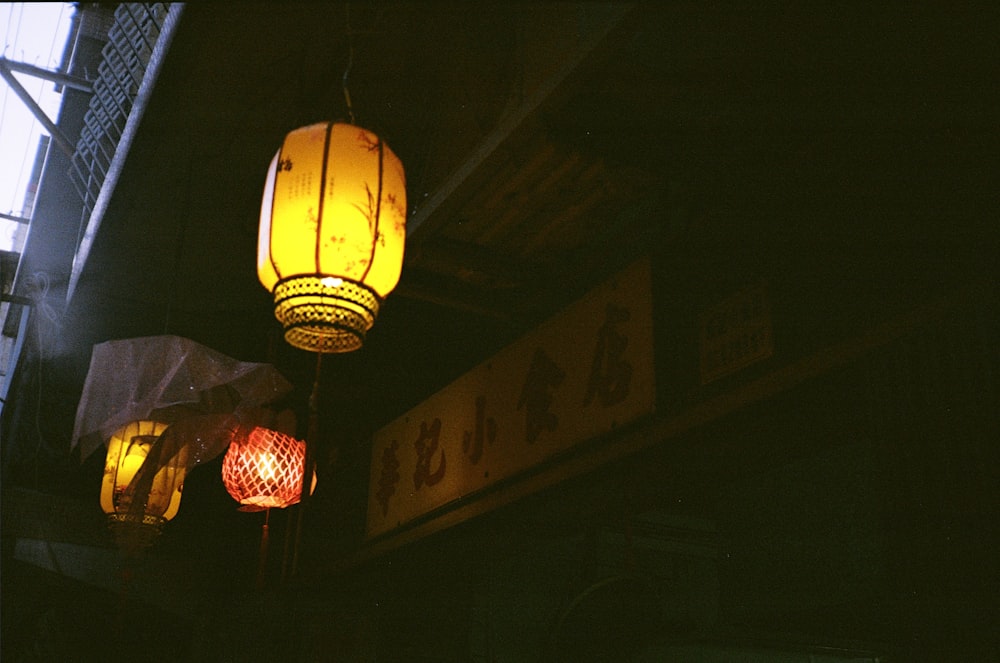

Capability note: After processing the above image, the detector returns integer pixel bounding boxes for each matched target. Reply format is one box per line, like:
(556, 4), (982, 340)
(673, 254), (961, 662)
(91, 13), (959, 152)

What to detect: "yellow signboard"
(366, 257), (656, 539)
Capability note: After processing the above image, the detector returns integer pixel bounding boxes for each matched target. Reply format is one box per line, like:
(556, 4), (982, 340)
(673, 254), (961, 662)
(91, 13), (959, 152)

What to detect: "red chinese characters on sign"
(413, 418), (446, 490)
(584, 303), (633, 408)
(462, 395), (497, 465)
(517, 348), (566, 444)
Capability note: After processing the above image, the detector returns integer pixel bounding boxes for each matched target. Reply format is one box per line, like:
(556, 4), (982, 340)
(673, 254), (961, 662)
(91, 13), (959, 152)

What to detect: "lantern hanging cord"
(291, 350), (323, 578)
(342, 3), (356, 125)
(307, 350), (323, 446)
(305, 349), (322, 494)
(256, 507), (270, 590)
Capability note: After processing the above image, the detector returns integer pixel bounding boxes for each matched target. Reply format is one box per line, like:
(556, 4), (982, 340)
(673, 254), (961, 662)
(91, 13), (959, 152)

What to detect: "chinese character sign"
(698, 283), (774, 384)
(366, 258), (655, 538)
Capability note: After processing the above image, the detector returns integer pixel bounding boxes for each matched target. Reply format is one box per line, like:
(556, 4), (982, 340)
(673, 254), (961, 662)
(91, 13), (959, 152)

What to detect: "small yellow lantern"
(258, 121), (407, 353)
(100, 420), (189, 549)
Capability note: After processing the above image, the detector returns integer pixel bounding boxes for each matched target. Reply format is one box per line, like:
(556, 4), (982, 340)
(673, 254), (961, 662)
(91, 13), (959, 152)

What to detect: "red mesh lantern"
(221, 426), (316, 510)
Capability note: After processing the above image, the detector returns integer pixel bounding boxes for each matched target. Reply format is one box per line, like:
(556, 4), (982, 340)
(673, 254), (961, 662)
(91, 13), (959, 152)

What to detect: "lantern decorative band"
(222, 426), (316, 510)
(107, 512), (167, 551)
(272, 274), (381, 353)
(106, 511), (166, 528)
(107, 513), (165, 551)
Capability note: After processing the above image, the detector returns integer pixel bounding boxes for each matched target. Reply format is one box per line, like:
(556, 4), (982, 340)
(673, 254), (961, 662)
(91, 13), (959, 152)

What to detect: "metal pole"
(0, 212), (31, 225)
(0, 56), (92, 92)
(0, 59), (76, 156)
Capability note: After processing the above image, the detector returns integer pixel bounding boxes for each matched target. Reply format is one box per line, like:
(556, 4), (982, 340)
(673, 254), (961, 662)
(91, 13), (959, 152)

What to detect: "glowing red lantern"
(221, 426), (316, 510)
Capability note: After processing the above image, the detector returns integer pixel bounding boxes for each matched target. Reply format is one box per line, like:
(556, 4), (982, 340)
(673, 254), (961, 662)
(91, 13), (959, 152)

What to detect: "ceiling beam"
(405, 4), (640, 244)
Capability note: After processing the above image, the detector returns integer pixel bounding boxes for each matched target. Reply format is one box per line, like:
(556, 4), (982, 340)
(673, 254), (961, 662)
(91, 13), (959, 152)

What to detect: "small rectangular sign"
(366, 257), (655, 539)
(698, 282), (774, 384)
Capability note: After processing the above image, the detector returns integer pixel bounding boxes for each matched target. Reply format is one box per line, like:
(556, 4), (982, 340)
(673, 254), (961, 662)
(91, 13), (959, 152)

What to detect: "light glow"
(222, 426), (316, 510)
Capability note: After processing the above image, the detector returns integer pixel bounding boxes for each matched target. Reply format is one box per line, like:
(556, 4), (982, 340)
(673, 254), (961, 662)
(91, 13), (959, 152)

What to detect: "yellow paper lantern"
(221, 426), (317, 510)
(100, 420), (188, 547)
(258, 121), (407, 353)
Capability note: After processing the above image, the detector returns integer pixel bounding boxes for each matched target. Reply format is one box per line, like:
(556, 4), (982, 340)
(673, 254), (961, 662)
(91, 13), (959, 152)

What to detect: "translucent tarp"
(72, 335), (293, 462)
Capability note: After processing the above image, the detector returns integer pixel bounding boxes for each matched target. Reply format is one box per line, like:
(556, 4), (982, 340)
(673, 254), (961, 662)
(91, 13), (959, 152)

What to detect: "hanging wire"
(342, 3), (355, 125)
(256, 507), (271, 590)
(287, 349), (323, 580)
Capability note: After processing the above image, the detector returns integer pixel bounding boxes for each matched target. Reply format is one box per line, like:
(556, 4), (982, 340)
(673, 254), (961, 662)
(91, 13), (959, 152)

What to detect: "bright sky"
(1, 2), (74, 252)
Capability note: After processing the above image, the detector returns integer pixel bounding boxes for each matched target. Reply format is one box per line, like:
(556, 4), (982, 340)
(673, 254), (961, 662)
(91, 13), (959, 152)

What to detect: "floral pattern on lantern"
(222, 426), (316, 510)
(257, 121), (407, 353)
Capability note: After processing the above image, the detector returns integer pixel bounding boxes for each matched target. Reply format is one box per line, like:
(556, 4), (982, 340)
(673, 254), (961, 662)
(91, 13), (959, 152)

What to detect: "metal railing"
(68, 3), (172, 218)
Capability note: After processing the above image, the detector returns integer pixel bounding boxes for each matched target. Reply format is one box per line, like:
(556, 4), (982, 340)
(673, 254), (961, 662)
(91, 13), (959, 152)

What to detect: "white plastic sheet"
(72, 335), (293, 462)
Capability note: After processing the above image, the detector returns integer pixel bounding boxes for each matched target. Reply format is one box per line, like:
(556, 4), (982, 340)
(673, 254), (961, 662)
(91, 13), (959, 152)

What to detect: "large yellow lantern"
(100, 420), (189, 549)
(258, 121), (407, 353)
